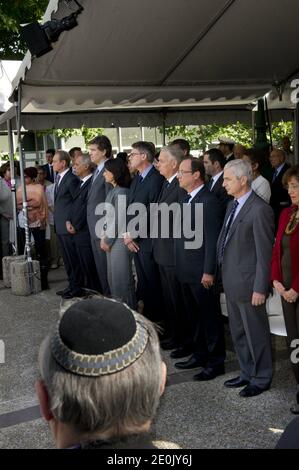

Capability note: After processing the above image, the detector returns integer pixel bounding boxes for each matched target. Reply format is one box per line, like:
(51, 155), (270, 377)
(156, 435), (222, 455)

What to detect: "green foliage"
(164, 121), (293, 153)
(271, 121), (293, 146)
(0, 0), (48, 58)
(164, 123), (252, 152)
(36, 126), (104, 146)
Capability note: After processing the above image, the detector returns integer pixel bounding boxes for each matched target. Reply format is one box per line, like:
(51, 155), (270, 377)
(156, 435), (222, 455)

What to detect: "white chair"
(220, 290), (287, 337)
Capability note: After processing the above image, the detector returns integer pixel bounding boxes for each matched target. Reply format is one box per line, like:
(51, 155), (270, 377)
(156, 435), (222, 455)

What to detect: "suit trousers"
(49, 224), (61, 265)
(73, 234), (102, 293)
(281, 297), (299, 384)
(178, 282), (226, 367)
(158, 264), (182, 342)
(58, 234), (83, 293)
(226, 298), (273, 387)
(0, 216), (10, 258)
(134, 250), (163, 323)
(106, 238), (137, 309)
(90, 237), (110, 296)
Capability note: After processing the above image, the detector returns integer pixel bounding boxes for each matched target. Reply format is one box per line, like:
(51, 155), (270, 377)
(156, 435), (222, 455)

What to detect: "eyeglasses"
(286, 184), (299, 190)
(129, 152), (143, 157)
(177, 170), (193, 176)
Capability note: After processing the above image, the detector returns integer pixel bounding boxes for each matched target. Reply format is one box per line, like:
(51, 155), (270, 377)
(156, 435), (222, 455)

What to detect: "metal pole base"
(2, 256), (25, 288)
(10, 259), (41, 296)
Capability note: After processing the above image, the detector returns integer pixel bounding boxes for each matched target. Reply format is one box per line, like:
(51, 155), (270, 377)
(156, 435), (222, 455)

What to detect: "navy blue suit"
(174, 186), (226, 367)
(152, 177), (186, 341)
(128, 166), (164, 322)
(69, 177), (101, 292)
(54, 169), (83, 293)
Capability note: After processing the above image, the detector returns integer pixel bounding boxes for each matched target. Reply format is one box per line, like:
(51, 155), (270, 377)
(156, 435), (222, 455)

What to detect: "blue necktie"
(272, 169), (279, 183)
(219, 200), (239, 263)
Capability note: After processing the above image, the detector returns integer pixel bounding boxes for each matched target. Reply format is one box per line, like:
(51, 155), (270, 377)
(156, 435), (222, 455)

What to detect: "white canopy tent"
(2, 0), (299, 286)
(1, 0), (299, 130)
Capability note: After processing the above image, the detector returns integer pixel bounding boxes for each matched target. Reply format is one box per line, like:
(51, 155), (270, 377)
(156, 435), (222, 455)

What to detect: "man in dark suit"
(52, 150), (82, 298)
(125, 141), (164, 322)
(218, 159), (275, 397)
(172, 157), (226, 380)
(66, 153), (101, 292)
(203, 148), (232, 219)
(41, 149), (55, 183)
(269, 148), (291, 229)
(87, 135), (112, 295)
(153, 144), (186, 348)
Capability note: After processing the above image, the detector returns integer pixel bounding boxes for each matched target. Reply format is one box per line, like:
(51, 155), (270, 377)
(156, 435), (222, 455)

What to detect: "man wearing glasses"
(172, 157), (226, 381)
(124, 141), (164, 322)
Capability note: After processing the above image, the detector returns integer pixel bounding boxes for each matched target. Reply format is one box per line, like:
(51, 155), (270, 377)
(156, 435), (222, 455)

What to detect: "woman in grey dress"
(101, 158), (137, 309)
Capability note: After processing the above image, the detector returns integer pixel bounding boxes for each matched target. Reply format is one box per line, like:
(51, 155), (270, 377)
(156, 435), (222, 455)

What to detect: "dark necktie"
(183, 193), (192, 203)
(219, 200), (239, 263)
(54, 174), (61, 198)
(159, 180), (170, 201)
(207, 178), (214, 191)
(49, 165), (53, 181)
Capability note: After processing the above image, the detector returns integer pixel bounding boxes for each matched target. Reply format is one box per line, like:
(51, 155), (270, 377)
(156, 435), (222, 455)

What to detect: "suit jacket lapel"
(225, 192), (255, 244)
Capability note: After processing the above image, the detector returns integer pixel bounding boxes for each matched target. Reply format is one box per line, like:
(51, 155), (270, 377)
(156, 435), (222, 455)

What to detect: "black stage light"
(20, 23), (52, 58)
(20, 0), (84, 58)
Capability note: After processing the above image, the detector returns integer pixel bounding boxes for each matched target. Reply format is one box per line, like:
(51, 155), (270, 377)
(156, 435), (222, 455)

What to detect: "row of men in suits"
(51, 136), (280, 399)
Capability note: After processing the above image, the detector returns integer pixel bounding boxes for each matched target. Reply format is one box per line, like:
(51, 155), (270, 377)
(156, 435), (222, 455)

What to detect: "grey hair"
(77, 152), (93, 171)
(55, 149), (70, 167)
(38, 310), (163, 437)
(224, 159), (253, 185)
(161, 145), (184, 166)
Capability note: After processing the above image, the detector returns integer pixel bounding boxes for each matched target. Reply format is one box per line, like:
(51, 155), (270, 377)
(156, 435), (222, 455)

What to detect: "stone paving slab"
(0, 268), (296, 449)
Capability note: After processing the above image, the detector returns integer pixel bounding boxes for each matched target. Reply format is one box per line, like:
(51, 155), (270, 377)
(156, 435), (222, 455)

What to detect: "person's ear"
(35, 379), (54, 422)
(160, 361), (167, 396)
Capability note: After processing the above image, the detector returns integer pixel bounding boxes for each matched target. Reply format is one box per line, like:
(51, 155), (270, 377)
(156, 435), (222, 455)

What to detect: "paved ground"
(0, 267), (297, 449)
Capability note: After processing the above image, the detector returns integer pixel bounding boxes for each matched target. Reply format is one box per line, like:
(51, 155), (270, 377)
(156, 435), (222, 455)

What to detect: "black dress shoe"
(175, 356), (206, 370)
(56, 287), (71, 296)
(224, 376), (250, 388)
(193, 365), (225, 381)
(170, 346), (194, 359)
(239, 384), (269, 397)
(160, 340), (180, 351)
(61, 290), (85, 299)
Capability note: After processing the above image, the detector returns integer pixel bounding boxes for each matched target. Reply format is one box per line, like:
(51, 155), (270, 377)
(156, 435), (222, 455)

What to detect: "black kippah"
(51, 297), (149, 377)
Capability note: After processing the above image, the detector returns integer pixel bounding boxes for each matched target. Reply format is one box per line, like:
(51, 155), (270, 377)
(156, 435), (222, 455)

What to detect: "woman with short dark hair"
(271, 165), (299, 413)
(101, 158), (136, 308)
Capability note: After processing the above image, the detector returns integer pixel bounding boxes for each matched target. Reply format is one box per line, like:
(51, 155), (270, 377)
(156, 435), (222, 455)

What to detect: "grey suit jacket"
(217, 191), (275, 302)
(102, 186), (129, 247)
(87, 167), (111, 240)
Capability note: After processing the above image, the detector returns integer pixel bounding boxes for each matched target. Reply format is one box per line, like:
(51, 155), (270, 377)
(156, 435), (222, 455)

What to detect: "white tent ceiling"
(1, 0), (299, 129)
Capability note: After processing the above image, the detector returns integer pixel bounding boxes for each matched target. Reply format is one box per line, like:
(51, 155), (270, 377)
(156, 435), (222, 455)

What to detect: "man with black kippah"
(36, 297), (167, 449)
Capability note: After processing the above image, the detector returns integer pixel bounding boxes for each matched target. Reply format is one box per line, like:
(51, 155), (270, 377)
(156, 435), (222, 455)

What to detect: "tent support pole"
(15, 85), (34, 292)
(116, 127), (122, 152)
(7, 119), (18, 255)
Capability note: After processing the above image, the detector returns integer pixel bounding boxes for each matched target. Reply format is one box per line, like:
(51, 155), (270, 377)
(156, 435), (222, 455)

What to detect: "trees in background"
(0, 0), (48, 59)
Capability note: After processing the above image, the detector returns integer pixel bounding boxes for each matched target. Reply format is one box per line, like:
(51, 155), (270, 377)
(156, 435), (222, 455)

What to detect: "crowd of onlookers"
(1, 134), (299, 447)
